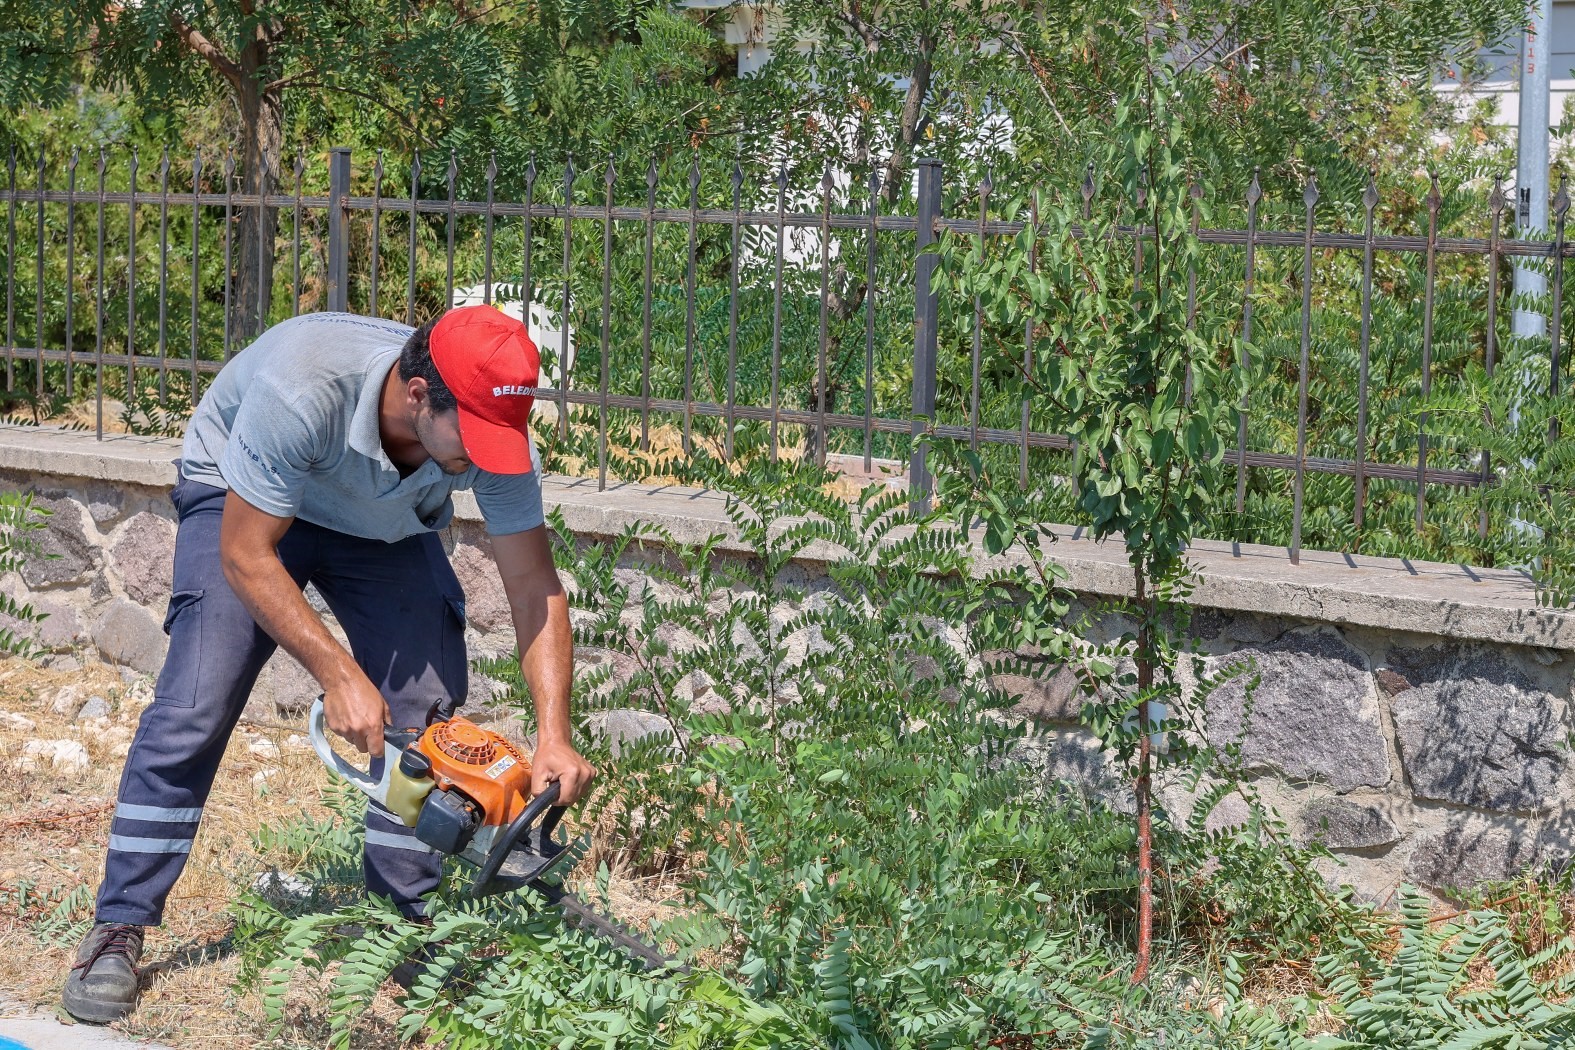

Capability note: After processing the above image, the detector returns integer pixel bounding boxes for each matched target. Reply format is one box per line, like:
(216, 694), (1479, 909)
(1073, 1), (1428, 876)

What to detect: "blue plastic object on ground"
(0, 1036), (35, 1050)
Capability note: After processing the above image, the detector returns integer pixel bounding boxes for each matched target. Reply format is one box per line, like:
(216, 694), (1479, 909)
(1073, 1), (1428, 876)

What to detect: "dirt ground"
(0, 654), (683, 1048)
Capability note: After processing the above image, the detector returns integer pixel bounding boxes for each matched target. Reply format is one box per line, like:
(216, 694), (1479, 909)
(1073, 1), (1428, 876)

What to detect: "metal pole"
(910, 158), (942, 515)
(1514, 1), (1550, 343)
(326, 148), (351, 313)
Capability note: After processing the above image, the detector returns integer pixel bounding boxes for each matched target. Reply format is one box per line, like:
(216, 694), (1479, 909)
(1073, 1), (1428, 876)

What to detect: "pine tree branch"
(168, 8), (242, 88)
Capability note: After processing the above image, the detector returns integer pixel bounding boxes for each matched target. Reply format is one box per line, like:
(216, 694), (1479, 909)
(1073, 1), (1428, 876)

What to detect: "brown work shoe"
(61, 922), (145, 1024)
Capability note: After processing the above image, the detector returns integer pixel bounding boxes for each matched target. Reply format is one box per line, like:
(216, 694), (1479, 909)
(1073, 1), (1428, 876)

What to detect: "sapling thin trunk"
(1132, 566), (1155, 984)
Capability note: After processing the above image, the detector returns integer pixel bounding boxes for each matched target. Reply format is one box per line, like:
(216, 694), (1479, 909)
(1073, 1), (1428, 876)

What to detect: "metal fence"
(1, 144), (1570, 561)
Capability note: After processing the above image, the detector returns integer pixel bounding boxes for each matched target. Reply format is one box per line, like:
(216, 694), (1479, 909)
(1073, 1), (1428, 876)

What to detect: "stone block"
(450, 543), (513, 632)
(0, 584), (84, 651)
(1209, 794), (1262, 836)
(584, 708), (676, 758)
(1222, 614), (1286, 646)
(1297, 797), (1401, 850)
(75, 695), (112, 721)
(1391, 650), (1568, 813)
(1205, 628), (1390, 791)
(22, 496), (98, 588)
(1406, 820), (1544, 891)
(84, 482), (129, 526)
(578, 647), (641, 697)
(109, 511), (176, 606)
(35, 595), (88, 649)
(91, 598), (166, 673)
(1010, 728), (1134, 814)
(255, 649), (321, 719)
(988, 654), (1081, 723)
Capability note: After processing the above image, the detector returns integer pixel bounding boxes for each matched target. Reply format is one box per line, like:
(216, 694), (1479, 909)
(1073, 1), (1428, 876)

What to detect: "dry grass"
(0, 653), (689, 1047)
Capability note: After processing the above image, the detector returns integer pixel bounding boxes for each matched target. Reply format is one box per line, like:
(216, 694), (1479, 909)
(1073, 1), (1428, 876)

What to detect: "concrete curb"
(0, 1010), (175, 1050)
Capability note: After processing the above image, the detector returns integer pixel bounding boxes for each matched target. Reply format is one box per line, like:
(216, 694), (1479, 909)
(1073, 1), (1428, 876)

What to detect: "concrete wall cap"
(4, 424), (1568, 650)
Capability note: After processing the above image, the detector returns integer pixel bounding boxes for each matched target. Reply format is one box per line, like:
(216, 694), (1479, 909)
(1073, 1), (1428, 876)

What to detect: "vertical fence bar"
(34, 150), (45, 397)
(326, 147), (350, 314)
(1020, 184), (1038, 487)
(970, 169), (991, 453)
(1183, 180), (1200, 404)
(1235, 170), (1262, 516)
(683, 155), (701, 456)
(221, 149), (234, 358)
(598, 156), (615, 490)
(444, 151), (458, 309)
(558, 156), (574, 440)
(680, 155), (699, 456)
(157, 150), (170, 403)
(370, 151), (384, 317)
(639, 159), (657, 453)
(1480, 178), (1505, 538)
(523, 155), (536, 354)
(65, 148), (77, 397)
(726, 160), (744, 460)
(483, 154), (496, 305)
(5, 148), (15, 389)
(865, 168), (881, 472)
(189, 150), (201, 406)
(1548, 175), (1569, 444)
(126, 148), (138, 406)
(254, 151), (268, 332)
(1416, 175), (1441, 531)
(1354, 173), (1378, 531)
(95, 148), (106, 439)
(815, 166), (833, 465)
(769, 161), (787, 461)
(405, 152), (420, 324)
(911, 157), (942, 514)
(1290, 176), (1319, 565)
(291, 153), (304, 312)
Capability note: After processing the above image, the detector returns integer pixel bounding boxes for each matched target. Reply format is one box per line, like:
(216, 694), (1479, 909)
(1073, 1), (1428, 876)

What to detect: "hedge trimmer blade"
(307, 698), (679, 974)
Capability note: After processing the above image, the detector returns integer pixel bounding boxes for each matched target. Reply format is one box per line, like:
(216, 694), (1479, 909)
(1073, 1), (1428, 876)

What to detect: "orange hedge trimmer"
(308, 697), (674, 972)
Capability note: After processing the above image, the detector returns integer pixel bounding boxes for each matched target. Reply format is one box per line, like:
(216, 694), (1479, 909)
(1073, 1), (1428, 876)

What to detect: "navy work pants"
(94, 479), (469, 927)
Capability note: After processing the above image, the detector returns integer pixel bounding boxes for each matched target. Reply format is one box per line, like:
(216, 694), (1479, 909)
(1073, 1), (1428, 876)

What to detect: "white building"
(1441, 4), (1575, 127)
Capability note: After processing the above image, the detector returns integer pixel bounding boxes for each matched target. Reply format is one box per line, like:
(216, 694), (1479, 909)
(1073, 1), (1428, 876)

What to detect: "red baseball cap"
(428, 305), (540, 474)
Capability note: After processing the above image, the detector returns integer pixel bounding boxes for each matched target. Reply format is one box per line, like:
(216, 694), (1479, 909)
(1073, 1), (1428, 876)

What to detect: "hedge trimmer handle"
(308, 696), (397, 809)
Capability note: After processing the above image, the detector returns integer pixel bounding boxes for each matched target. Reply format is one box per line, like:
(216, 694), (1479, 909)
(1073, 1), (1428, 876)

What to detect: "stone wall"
(1, 425), (1571, 902)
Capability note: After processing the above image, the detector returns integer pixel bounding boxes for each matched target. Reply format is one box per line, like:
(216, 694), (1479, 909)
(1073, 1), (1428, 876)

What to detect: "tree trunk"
(1132, 567), (1155, 984)
(232, 41), (284, 348)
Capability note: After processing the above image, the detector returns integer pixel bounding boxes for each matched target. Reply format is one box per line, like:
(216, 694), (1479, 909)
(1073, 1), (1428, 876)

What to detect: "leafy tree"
(0, 0), (734, 347)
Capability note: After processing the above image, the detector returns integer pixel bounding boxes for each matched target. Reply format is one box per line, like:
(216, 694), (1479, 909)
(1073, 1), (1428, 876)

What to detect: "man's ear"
(406, 376), (429, 408)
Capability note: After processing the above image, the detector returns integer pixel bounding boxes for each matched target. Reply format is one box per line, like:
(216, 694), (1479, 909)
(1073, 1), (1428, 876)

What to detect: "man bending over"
(62, 306), (594, 1022)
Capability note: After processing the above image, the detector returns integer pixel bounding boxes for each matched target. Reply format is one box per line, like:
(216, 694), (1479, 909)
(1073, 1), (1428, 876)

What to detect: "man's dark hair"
(398, 318), (459, 413)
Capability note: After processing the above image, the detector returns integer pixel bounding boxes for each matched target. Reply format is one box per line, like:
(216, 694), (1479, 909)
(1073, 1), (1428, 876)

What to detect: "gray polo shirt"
(180, 312), (544, 543)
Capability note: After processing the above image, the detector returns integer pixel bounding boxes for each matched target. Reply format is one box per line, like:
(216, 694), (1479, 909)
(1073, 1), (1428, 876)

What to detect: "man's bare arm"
(218, 490), (391, 755)
(492, 525), (594, 803)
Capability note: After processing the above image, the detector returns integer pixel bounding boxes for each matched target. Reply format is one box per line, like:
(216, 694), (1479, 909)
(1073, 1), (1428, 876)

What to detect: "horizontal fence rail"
(0, 145), (1568, 561)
